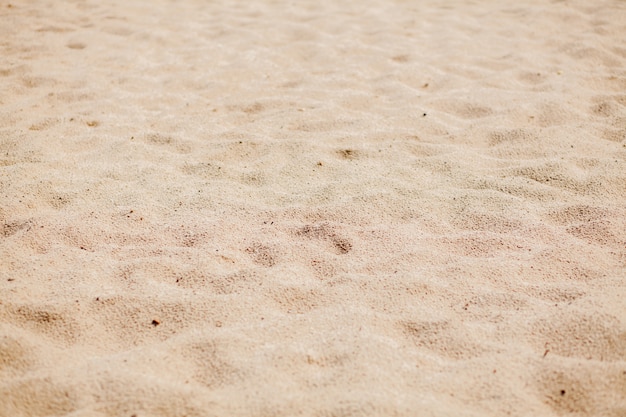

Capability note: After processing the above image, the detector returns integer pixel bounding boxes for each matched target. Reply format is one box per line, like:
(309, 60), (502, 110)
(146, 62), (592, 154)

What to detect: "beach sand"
(1, 0), (625, 416)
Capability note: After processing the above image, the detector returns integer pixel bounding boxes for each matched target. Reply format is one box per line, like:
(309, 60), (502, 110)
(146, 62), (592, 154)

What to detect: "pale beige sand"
(1, 0), (626, 416)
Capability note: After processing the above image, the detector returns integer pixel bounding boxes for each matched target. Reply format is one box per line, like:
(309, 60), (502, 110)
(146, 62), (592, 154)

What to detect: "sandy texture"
(1, 0), (626, 416)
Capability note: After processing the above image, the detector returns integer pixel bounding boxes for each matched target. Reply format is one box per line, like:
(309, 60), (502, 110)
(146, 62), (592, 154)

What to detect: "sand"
(1, 0), (625, 416)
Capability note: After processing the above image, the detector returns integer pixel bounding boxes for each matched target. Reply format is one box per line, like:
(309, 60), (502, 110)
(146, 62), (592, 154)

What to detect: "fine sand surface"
(1, 1), (626, 416)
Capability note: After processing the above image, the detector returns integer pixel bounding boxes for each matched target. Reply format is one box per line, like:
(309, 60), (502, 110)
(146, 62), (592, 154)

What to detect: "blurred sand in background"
(1, 0), (625, 416)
